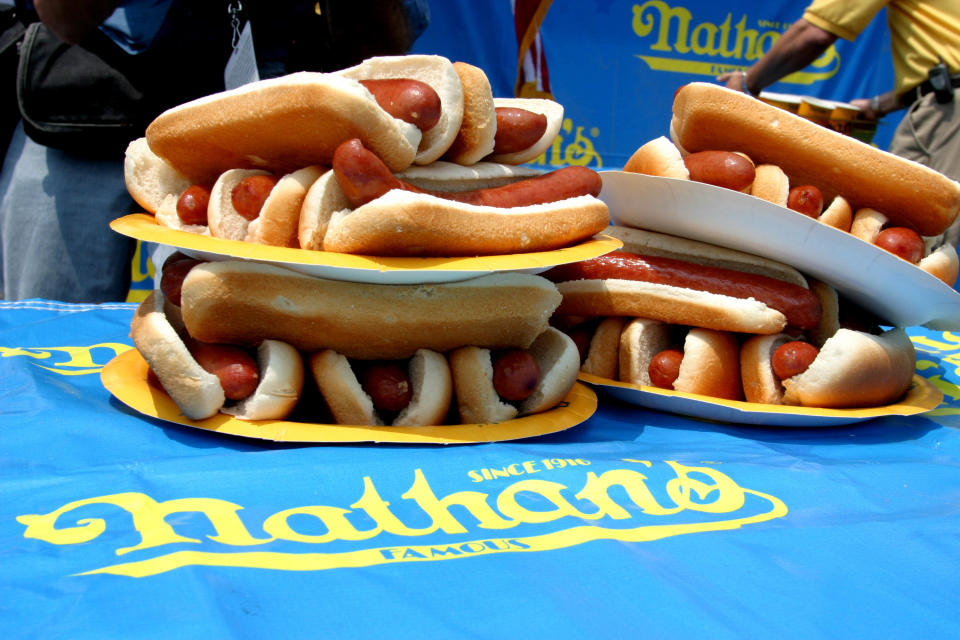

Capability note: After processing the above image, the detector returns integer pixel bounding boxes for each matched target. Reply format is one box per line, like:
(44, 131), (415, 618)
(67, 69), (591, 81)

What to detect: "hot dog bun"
(297, 160), (547, 252)
(671, 82), (960, 236)
(309, 348), (452, 426)
(322, 189), (609, 256)
(486, 97), (564, 165)
(741, 328), (916, 408)
(449, 328), (580, 423)
(673, 329), (742, 400)
(124, 137), (192, 216)
(145, 72), (422, 185)
(553, 278), (787, 334)
(616, 318), (741, 399)
(335, 54), (465, 165)
(443, 61), (497, 166)
(131, 290), (225, 420)
(220, 340), (305, 420)
(180, 262), (563, 359)
(622, 136), (690, 180)
(617, 318), (671, 387)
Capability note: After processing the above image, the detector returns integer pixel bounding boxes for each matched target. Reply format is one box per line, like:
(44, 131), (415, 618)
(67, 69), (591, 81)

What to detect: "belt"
(899, 74), (960, 108)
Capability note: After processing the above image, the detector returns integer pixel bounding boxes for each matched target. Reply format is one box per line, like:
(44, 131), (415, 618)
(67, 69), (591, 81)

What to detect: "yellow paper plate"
(110, 214), (621, 284)
(102, 349), (598, 444)
(579, 371), (942, 427)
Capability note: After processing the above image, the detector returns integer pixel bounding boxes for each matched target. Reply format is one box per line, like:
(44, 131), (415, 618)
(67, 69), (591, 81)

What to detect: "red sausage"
(787, 185), (824, 218)
(649, 349), (684, 389)
(160, 254), (204, 307)
(187, 341), (260, 401)
(875, 227), (925, 264)
(544, 251), (822, 330)
(492, 349), (541, 402)
(771, 341), (819, 380)
(683, 151), (755, 191)
(332, 138), (601, 209)
(231, 174), (279, 221)
(493, 107), (548, 154)
(359, 79), (442, 132)
(176, 185), (211, 225)
(359, 361), (413, 413)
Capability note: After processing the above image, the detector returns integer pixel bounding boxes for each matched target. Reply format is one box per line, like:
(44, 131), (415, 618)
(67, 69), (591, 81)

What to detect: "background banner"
(412, 0), (895, 170)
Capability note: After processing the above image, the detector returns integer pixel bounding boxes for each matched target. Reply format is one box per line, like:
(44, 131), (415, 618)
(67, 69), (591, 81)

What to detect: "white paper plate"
(599, 171), (960, 330)
(111, 214), (621, 285)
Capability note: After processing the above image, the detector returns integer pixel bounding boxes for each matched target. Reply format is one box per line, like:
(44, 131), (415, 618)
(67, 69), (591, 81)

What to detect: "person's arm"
(717, 18), (837, 96)
(33, 0), (122, 44)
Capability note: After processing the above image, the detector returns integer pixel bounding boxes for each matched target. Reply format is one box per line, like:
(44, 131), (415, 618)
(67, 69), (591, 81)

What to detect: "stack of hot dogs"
(547, 225), (917, 408)
(543, 82), (960, 410)
(123, 54), (609, 257)
(123, 54), (596, 427)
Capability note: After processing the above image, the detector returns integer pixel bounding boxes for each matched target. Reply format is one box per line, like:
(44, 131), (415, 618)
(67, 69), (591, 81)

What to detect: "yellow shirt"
(803, 0), (960, 97)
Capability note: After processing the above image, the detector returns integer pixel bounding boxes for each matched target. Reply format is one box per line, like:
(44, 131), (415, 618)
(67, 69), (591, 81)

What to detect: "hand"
(850, 98), (879, 121)
(717, 71), (746, 92)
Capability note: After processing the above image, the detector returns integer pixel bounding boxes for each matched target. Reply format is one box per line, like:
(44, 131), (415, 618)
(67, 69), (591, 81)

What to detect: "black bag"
(0, 4), (26, 154)
(13, 1), (233, 156)
(16, 22), (149, 154)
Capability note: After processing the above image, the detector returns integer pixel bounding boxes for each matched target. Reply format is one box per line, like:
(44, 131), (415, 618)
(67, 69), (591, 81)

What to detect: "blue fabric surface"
(1, 299), (958, 638)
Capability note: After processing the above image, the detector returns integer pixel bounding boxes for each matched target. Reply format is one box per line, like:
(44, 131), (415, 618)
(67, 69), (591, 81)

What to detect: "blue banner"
(413, 0), (896, 169)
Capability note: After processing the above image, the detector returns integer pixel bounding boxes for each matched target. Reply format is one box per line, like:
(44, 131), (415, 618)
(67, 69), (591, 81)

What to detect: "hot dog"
(484, 97), (564, 165)
(199, 165), (323, 247)
(130, 289), (305, 421)
(671, 82), (960, 237)
(740, 328), (915, 408)
(449, 328), (581, 423)
(333, 54), (466, 165)
(543, 226), (821, 335)
(305, 138), (609, 257)
(310, 349), (453, 426)
(625, 132), (959, 286)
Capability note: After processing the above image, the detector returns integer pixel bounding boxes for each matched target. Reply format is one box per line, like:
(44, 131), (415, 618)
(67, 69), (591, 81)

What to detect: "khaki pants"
(889, 90), (960, 247)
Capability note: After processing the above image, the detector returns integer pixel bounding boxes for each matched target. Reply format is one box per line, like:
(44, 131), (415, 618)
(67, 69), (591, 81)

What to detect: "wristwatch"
(870, 95), (881, 115)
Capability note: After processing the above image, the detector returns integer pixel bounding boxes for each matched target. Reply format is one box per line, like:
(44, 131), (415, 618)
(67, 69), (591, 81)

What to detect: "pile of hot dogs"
(547, 225), (917, 408)
(123, 54), (609, 257)
(542, 82), (960, 410)
(125, 54), (597, 427)
(121, 66), (960, 428)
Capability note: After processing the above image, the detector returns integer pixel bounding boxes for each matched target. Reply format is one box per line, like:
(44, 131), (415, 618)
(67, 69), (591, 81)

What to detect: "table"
(2, 299), (959, 638)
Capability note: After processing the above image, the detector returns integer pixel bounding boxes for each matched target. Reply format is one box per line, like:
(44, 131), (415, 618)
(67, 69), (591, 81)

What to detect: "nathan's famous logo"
(631, 1), (840, 84)
(18, 460), (787, 578)
(528, 116), (604, 169)
(913, 332), (960, 416)
(0, 343), (131, 376)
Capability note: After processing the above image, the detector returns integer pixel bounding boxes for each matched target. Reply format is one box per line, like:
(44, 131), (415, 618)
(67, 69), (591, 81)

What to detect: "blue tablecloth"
(2, 300), (959, 639)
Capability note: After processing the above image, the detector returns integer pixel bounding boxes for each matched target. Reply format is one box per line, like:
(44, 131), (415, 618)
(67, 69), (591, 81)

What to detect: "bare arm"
(34, 0), (122, 44)
(717, 18), (838, 95)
